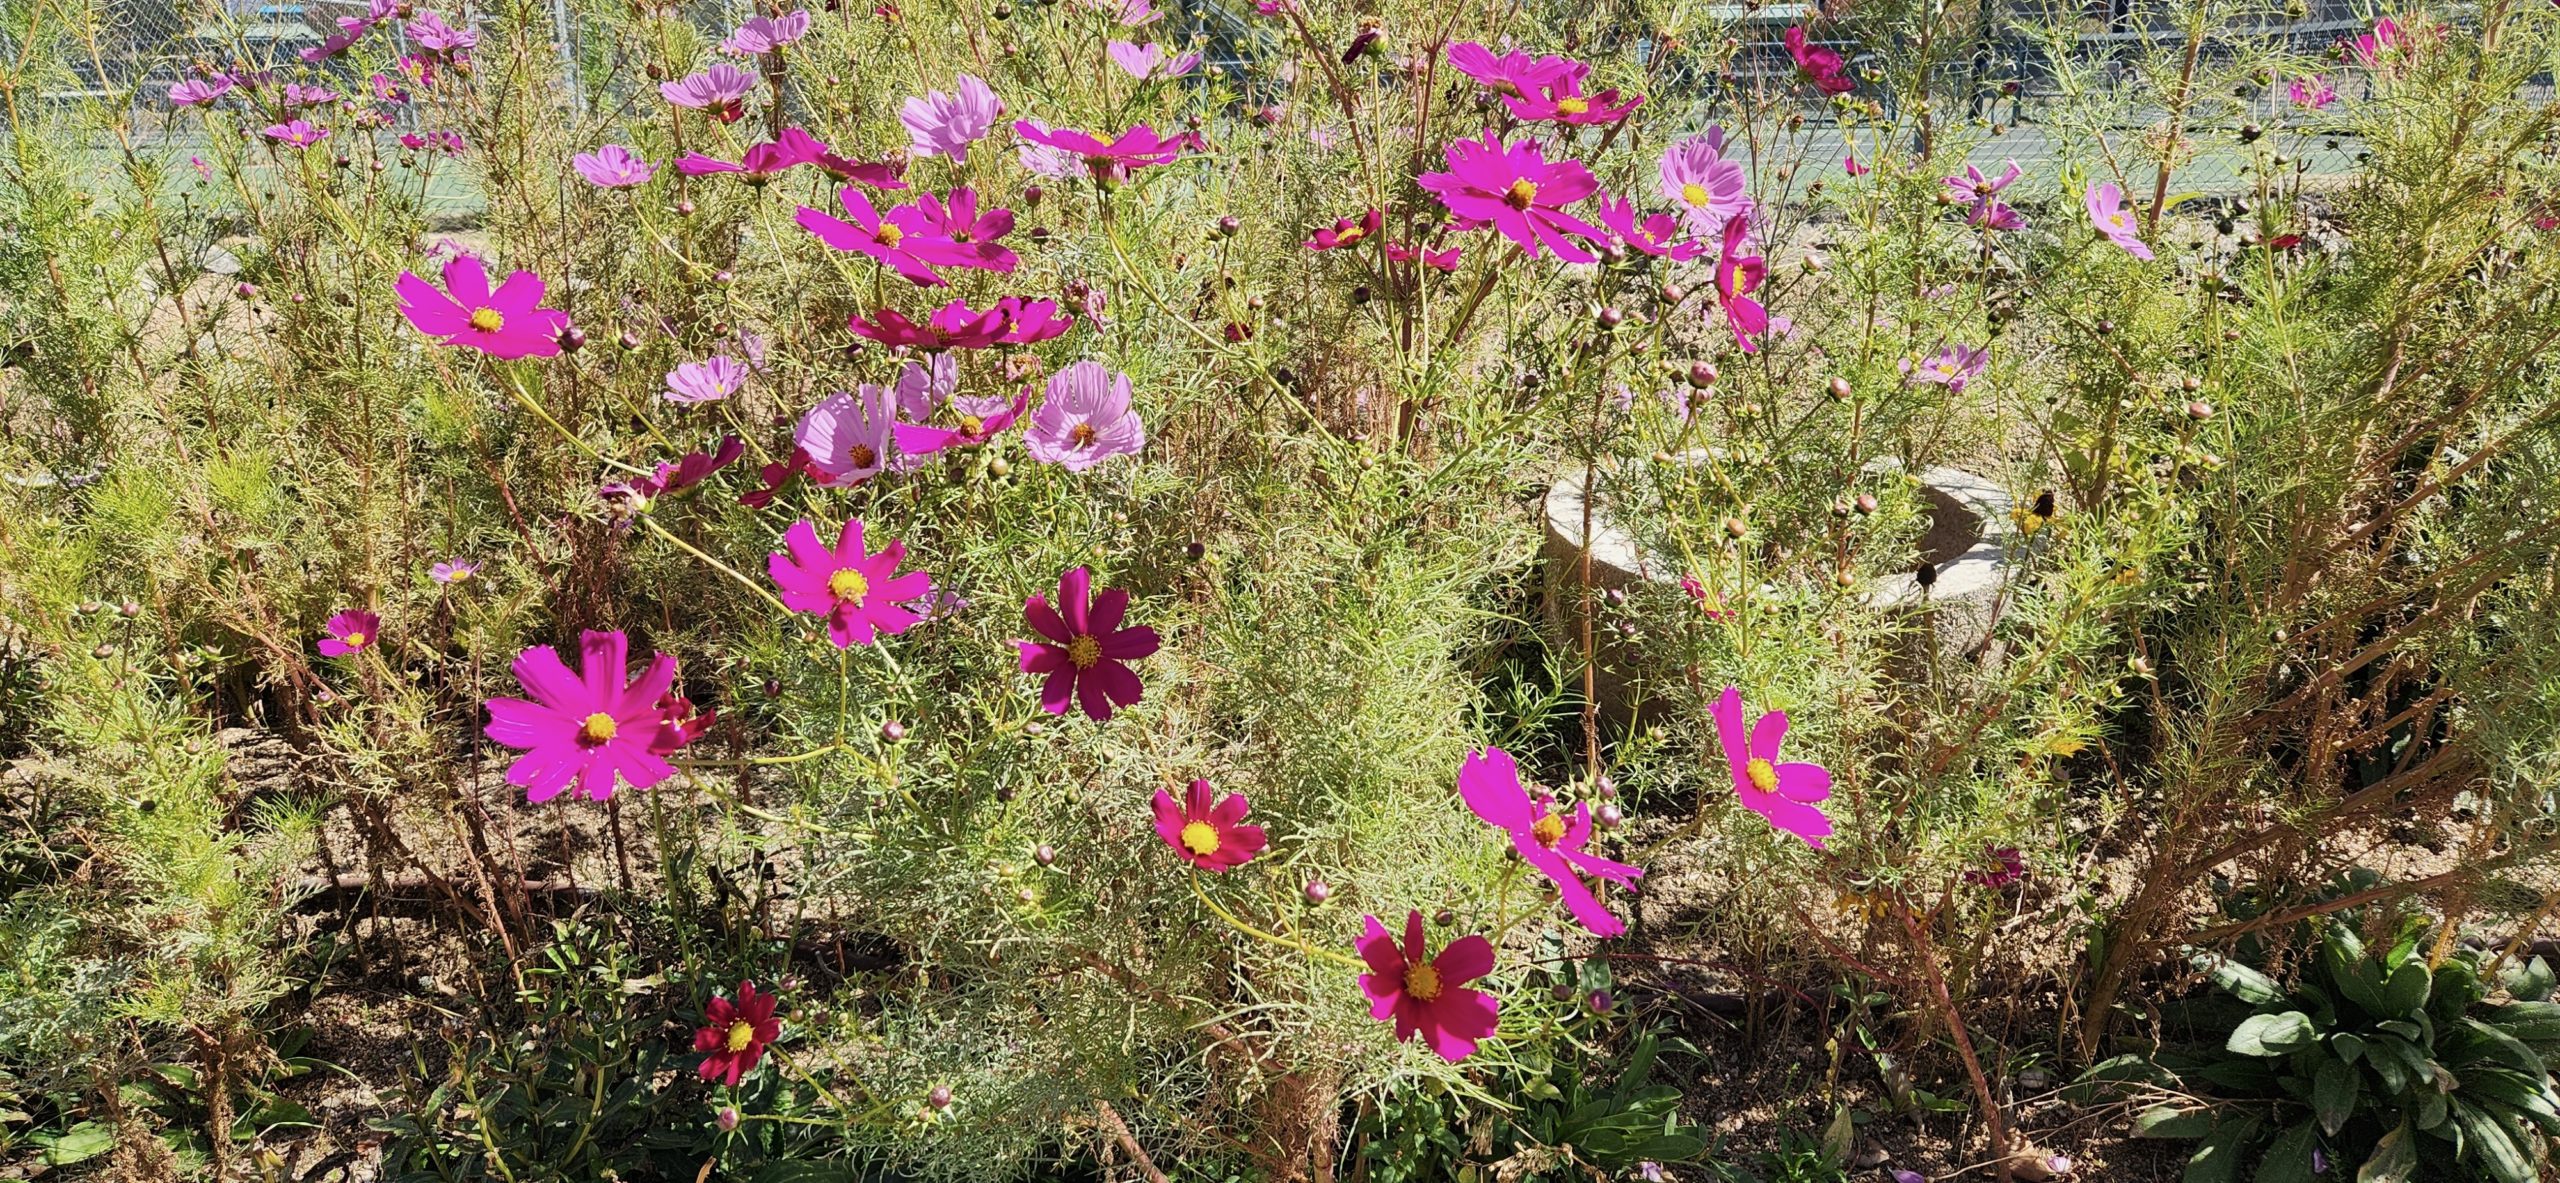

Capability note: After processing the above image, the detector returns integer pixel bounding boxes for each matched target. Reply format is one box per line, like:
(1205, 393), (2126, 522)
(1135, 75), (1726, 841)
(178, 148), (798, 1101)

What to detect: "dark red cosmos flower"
(1962, 846), (2027, 889)
(740, 448), (814, 509)
(1785, 27), (1855, 95)
(633, 436), (745, 498)
(1017, 566), (1159, 721)
(693, 981), (782, 1085)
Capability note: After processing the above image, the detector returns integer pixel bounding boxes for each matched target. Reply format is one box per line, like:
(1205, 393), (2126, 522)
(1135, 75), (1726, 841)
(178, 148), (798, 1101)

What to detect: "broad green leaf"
(2253, 1120), (2320, 1183)
(2378, 960), (2431, 1016)
(2357, 1122), (2416, 1183)
(2183, 1112), (2263, 1183)
(2138, 1105), (2218, 1139)
(2197, 953), (2285, 1005)
(2228, 1011), (2319, 1057)
(38, 1122), (112, 1166)
(2447, 1100), (2534, 1183)
(2313, 1054), (2361, 1135)
(2500, 956), (2554, 1003)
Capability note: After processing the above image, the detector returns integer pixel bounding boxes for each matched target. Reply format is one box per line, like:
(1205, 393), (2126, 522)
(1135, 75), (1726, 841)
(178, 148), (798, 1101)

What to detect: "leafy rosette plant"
(2085, 915), (2560, 1182)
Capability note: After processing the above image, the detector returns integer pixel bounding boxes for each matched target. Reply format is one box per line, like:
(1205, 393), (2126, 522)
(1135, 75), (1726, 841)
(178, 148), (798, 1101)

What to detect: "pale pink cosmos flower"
(1903, 343), (1988, 393)
(902, 74), (1004, 163)
(665, 355), (749, 404)
(283, 82), (339, 107)
(1011, 121), (1185, 184)
(720, 9), (810, 56)
(892, 354), (959, 420)
(1418, 130), (1604, 262)
(405, 10), (477, 58)
(263, 120), (329, 148)
(1356, 911), (1499, 1063)
(768, 518), (933, 648)
(2085, 182), (2153, 260)
(169, 77), (231, 107)
(1107, 40), (1200, 80)
(1079, 0), (1162, 23)
(573, 144), (655, 188)
(1026, 361), (1144, 470)
(797, 386), (898, 487)
(661, 64), (759, 123)
(1710, 686), (1834, 848)
(1658, 129), (1753, 240)
(1458, 747), (1642, 936)
(430, 559), (481, 585)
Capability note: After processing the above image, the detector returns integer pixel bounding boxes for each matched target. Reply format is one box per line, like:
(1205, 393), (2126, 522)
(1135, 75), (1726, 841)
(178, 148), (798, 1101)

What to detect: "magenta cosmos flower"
(1419, 130), (1602, 262)
(1445, 41), (1580, 99)
(1784, 26), (1855, 94)
(903, 74), (1004, 162)
(1710, 686), (1834, 848)
(1152, 778), (1266, 870)
(678, 136), (820, 184)
(693, 981), (781, 1086)
(1357, 911), (1499, 1063)
(2085, 182), (2152, 260)
(405, 10), (477, 58)
(661, 63), (758, 122)
(2288, 74), (2338, 109)
(1386, 240), (1461, 271)
(483, 630), (682, 804)
(395, 255), (569, 360)
(798, 186), (949, 287)
(1306, 208), (1382, 251)
(263, 120), (329, 148)
(797, 385), (897, 487)
(2349, 16), (2406, 66)
(1458, 747), (1642, 936)
(1010, 120), (1184, 184)
(849, 296), (1073, 350)
(1505, 70), (1642, 125)
(1017, 567), (1159, 721)
(1711, 215), (1771, 353)
(1026, 361), (1145, 471)
(318, 609), (381, 657)
(769, 519), (932, 648)
(896, 391), (1025, 459)
(573, 144), (654, 187)
(1658, 129), (1752, 240)
(1596, 196), (1701, 261)
(901, 188), (1018, 273)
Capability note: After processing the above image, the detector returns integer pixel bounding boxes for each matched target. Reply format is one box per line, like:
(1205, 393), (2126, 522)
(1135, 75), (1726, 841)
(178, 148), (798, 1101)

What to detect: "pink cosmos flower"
(1844, 154), (1869, 177)
(895, 391), (1025, 459)
(1445, 41), (1580, 99)
(170, 77), (230, 107)
(2085, 182), (2152, 260)
(395, 254), (569, 360)
(1305, 209), (1382, 251)
(1969, 198), (2026, 232)
(1710, 215), (1771, 353)
(401, 130), (466, 155)
(1505, 72), (1642, 125)
(263, 120), (329, 148)
(769, 518), (932, 648)
(483, 630), (682, 804)
(1595, 196), (1702, 261)
(903, 75), (1005, 163)
(1385, 240), (1462, 271)
(848, 296), (1074, 350)
(1107, 40), (1200, 81)
(430, 559), (481, 585)
(318, 609), (380, 657)
(1356, 911), (1499, 1063)
(2348, 16), (2404, 66)
(798, 186), (951, 287)
(1151, 778), (1267, 870)
(1010, 120), (1184, 184)
(406, 10), (477, 58)
(1025, 361), (1145, 471)
(797, 386), (898, 487)
(371, 72), (410, 103)
(693, 982), (782, 1086)
(665, 355), (748, 404)
(720, 9), (810, 55)
(1784, 26), (1855, 94)
(1710, 686), (1834, 848)
(1680, 574), (1731, 619)
(1904, 342), (1988, 393)
(677, 137), (816, 184)
(1946, 160), (2024, 230)
(1419, 130), (1603, 262)
(661, 64), (759, 123)
(1458, 747), (1642, 937)
(1963, 847), (2027, 888)
(626, 437), (745, 500)
(1658, 129), (1753, 240)
(900, 188), (1019, 273)
(283, 82), (339, 107)
(892, 354), (959, 421)
(302, 27), (364, 62)
(573, 144), (655, 188)
(2288, 74), (2337, 109)
(1017, 567), (1159, 721)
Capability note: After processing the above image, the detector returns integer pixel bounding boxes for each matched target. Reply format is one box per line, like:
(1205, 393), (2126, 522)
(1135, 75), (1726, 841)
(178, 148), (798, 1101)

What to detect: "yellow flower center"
(827, 568), (870, 605)
(468, 307), (504, 333)
(724, 1020), (756, 1053)
(1681, 182), (1710, 207)
(1069, 422), (1098, 447)
(1744, 757), (1778, 794)
(959, 415), (985, 436)
(1504, 178), (1539, 210)
(1180, 820), (1220, 856)
(339, 631), (367, 649)
(1529, 812), (1567, 847)
(848, 443), (877, 468)
(1066, 634), (1101, 669)
(875, 222), (904, 247)
(579, 712), (618, 745)
(1405, 962), (1443, 1001)
(1336, 225), (1368, 245)
(1556, 96), (1590, 115)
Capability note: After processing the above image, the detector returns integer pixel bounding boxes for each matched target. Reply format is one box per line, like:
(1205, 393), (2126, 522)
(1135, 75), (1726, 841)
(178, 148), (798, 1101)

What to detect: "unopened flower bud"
(927, 1085), (952, 1110)
(1596, 802), (1623, 828)
(675, 199), (696, 216)
(1829, 375), (1853, 400)
(1687, 362), (1718, 389)
(1433, 908), (1456, 927)
(1585, 989), (1615, 1014)
(1854, 493), (1877, 515)
(881, 720), (907, 742)
(1034, 843), (1056, 866)
(2185, 400), (2214, 421)
(1214, 214), (1240, 238)
(558, 326), (586, 352)
(1723, 516), (1748, 539)
(1303, 879), (1331, 904)
(716, 1106), (740, 1131)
